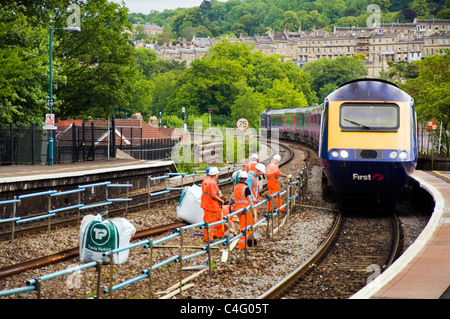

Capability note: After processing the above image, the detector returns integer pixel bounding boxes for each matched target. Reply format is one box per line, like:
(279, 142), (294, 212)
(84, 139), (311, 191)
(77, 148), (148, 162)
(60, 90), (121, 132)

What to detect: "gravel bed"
(0, 144), (430, 299)
(1, 145), (335, 299)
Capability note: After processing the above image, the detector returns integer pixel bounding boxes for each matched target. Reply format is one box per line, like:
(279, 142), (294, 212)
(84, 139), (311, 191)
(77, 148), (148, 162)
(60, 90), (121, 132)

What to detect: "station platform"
(352, 170), (450, 299)
(0, 159), (176, 198)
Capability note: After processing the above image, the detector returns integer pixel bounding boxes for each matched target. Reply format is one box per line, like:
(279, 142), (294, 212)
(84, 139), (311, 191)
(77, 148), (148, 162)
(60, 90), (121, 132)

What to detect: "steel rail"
(0, 140), (294, 282)
(385, 211), (401, 269)
(0, 221), (186, 279)
(0, 138), (290, 241)
(258, 210), (342, 299)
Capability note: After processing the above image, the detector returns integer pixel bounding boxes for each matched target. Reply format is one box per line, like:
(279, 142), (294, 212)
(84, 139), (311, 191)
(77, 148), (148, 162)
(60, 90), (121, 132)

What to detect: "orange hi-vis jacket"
(235, 182), (253, 250)
(243, 161), (257, 173)
(234, 182), (251, 213)
(266, 161), (285, 212)
(201, 176), (220, 212)
(246, 171), (259, 200)
(266, 162), (281, 192)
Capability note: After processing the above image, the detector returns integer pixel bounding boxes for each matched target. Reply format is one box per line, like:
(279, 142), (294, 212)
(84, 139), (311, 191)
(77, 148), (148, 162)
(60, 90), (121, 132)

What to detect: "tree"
(281, 11), (300, 31)
(150, 70), (181, 116)
(134, 47), (157, 79)
(264, 78), (309, 109)
(0, 0), (139, 123)
(238, 13), (261, 36)
(410, 0), (430, 18)
(401, 50), (450, 156)
(437, 8), (450, 19)
(231, 79), (265, 128)
(300, 10), (327, 30)
(303, 56), (368, 101)
(0, 3), (49, 126)
(161, 40), (315, 128)
(54, 0), (136, 120)
(373, 0), (391, 12)
(399, 8), (417, 22)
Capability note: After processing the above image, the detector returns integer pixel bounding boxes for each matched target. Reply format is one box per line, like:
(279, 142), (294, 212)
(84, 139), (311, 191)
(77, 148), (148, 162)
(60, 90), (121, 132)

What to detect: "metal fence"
(418, 121), (449, 156)
(0, 124), (48, 165)
(115, 126), (180, 161)
(0, 122), (180, 165)
(56, 122), (113, 163)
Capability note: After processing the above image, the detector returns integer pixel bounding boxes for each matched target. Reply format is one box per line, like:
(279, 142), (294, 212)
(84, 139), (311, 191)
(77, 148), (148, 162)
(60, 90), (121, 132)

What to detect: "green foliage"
(54, 0), (136, 120)
(401, 49), (450, 155)
(2, 0), (445, 131)
(161, 114), (183, 127)
(161, 40), (315, 129)
(303, 56), (369, 101)
(0, 0), (138, 126)
(0, 3), (50, 125)
(133, 0), (437, 40)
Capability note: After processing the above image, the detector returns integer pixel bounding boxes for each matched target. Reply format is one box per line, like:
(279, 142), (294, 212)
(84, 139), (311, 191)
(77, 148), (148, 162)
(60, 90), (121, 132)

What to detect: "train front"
(319, 79), (417, 197)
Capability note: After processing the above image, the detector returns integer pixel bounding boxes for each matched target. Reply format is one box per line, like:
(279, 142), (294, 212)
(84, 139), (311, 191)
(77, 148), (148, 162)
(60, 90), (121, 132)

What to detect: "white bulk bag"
(79, 214), (136, 264)
(176, 185), (204, 224)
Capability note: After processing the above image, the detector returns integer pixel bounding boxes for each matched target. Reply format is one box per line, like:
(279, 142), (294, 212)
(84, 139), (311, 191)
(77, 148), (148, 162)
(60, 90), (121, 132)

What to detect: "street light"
(48, 26), (81, 166)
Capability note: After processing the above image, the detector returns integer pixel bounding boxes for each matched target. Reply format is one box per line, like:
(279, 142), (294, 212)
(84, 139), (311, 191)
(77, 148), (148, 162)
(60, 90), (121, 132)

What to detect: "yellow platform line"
(432, 170), (450, 181)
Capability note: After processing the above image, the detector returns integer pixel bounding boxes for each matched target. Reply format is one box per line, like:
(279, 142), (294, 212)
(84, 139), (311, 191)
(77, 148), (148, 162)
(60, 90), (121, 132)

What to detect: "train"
(260, 78), (418, 207)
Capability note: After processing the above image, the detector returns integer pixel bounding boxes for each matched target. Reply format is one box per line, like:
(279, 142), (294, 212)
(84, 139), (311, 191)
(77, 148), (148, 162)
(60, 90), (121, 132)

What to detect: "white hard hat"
(208, 167), (219, 176)
(238, 170), (248, 179)
(255, 163), (265, 174)
(273, 154), (281, 161)
(250, 153), (258, 160)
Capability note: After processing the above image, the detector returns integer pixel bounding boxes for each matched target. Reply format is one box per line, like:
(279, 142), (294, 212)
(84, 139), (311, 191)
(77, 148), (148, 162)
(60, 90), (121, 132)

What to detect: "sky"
(110, 0), (228, 14)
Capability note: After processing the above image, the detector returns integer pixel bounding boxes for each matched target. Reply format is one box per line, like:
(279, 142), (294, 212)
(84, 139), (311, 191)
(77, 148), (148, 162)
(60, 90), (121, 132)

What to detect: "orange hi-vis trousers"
(203, 209), (223, 241)
(267, 179), (284, 212)
(203, 206), (234, 241)
(237, 209), (255, 249)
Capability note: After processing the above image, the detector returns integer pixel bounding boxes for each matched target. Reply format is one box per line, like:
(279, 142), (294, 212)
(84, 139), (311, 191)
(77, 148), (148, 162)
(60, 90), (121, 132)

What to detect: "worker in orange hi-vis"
(266, 154), (292, 212)
(233, 171), (255, 249)
(246, 163), (265, 214)
(200, 167), (225, 242)
(243, 153), (258, 173)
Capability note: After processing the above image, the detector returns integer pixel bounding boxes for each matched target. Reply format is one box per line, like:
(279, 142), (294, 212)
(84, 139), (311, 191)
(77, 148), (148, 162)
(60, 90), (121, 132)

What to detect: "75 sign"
(236, 118), (249, 131)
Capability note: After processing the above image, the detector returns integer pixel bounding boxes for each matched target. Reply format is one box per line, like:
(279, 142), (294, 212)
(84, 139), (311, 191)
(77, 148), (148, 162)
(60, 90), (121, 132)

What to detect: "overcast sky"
(110, 0), (228, 14)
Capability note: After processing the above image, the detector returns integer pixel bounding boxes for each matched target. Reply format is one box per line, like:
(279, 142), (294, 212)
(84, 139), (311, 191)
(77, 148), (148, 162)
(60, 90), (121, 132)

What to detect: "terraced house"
(136, 18), (450, 77)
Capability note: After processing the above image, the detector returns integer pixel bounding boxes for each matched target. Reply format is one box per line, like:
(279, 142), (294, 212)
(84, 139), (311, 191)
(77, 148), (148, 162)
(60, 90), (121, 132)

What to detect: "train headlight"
(340, 150), (349, 159)
(399, 151), (408, 160)
(330, 150), (339, 158)
(389, 151), (398, 159)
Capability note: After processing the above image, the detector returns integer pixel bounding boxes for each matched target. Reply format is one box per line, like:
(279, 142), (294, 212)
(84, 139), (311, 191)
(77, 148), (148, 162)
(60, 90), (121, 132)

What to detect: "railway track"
(0, 139), (430, 300)
(260, 209), (401, 299)
(0, 139), (292, 242)
(0, 142), (295, 287)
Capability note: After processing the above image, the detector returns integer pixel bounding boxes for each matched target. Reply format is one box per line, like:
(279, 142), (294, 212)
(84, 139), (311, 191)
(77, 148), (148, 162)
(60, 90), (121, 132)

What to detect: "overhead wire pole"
(47, 26), (81, 166)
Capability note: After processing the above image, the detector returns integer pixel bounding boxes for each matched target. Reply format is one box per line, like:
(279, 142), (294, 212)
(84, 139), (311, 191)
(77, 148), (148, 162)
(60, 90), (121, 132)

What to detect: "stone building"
(139, 18), (450, 77)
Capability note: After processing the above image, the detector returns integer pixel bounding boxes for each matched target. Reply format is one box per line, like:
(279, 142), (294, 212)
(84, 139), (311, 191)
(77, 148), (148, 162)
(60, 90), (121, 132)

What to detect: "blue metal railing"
(0, 164), (308, 299)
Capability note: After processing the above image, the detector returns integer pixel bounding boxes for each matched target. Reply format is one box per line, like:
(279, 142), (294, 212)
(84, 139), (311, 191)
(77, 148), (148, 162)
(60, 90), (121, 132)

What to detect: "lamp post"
(48, 27), (81, 166)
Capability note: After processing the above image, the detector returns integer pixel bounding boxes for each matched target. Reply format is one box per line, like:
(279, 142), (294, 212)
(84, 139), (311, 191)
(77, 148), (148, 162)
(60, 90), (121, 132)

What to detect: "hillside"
(129, 0), (449, 42)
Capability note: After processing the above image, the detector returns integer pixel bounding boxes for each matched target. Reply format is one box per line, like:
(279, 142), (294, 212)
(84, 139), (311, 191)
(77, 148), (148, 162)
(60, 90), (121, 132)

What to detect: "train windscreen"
(339, 103), (399, 132)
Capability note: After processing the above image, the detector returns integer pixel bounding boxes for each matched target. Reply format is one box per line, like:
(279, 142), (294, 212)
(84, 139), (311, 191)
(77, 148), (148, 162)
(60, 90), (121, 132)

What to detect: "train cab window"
(339, 103), (399, 132)
(260, 115), (267, 127)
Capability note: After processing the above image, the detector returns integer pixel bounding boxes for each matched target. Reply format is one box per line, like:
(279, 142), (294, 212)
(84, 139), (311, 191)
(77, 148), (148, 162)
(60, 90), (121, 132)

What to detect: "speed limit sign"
(236, 118), (249, 131)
